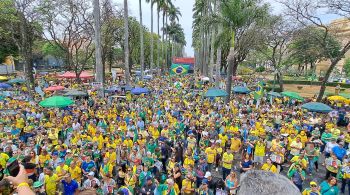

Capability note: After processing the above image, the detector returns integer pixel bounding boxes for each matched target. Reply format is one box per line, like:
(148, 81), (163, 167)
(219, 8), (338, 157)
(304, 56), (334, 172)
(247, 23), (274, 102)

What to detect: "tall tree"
(139, 0), (145, 79)
(281, 0), (350, 101)
(2, 0), (39, 89)
(215, 0), (222, 87)
(258, 16), (294, 91)
(124, 0), (131, 85)
(93, 0), (104, 91)
(146, 0), (155, 71)
(218, 0), (268, 103)
(39, 0), (95, 81)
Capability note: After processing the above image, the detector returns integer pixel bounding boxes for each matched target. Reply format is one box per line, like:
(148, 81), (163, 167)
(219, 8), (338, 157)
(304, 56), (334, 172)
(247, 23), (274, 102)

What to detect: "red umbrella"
(58, 71), (94, 79)
(44, 85), (65, 91)
(58, 71), (76, 78)
(79, 71), (94, 79)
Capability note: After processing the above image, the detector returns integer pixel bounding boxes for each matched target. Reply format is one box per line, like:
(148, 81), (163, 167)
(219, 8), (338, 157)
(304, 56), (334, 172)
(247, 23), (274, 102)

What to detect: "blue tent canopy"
(301, 102), (333, 113)
(204, 88), (228, 97)
(131, 87), (149, 95)
(233, 86), (250, 94)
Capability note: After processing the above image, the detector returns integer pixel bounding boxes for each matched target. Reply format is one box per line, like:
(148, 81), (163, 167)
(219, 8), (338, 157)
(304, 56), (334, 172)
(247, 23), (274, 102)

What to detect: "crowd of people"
(0, 73), (349, 195)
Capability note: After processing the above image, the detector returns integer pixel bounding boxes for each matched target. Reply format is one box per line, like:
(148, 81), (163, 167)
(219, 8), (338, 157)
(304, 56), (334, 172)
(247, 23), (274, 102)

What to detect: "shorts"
(254, 156), (264, 164)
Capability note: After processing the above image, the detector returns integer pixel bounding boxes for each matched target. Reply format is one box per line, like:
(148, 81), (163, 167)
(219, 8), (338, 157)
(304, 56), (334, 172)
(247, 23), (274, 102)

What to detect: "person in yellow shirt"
(99, 158), (114, 178)
(56, 159), (69, 177)
(181, 174), (195, 194)
(105, 147), (117, 165)
(222, 149), (234, 179)
(0, 152), (9, 168)
(44, 167), (60, 195)
(218, 133), (228, 148)
(38, 150), (51, 169)
(205, 144), (217, 170)
(261, 158), (277, 173)
(69, 161), (82, 184)
(183, 153), (195, 170)
(230, 134), (242, 154)
(253, 138), (266, 168)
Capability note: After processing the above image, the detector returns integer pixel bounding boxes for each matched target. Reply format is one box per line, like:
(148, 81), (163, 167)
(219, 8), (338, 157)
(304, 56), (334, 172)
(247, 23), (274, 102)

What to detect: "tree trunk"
(317, 59), (339, 101)
(215, 0), (221, 87)
(165, 13), (168, 69)
(277, 72), (284, 91)
(139, 0), (144, 80)
(150, 2), (154, 72)
(161, 11), (165, 74)
(157, 7), (160, 74)
(93, 0), (104, 92)
(124, 0), (131, 85)
(225, 47), (235, 104)
(18, 13), (34, 97)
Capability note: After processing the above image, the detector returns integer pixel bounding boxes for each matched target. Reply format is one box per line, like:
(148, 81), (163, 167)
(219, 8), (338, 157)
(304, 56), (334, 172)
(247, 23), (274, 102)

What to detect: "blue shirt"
(81, 161), (95, 172)
(62, 180), (79, 195)
(332, 146), (346, 160)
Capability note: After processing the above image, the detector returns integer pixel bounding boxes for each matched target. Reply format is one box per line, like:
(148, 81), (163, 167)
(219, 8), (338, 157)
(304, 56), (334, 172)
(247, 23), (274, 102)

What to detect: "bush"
(255, 66), (266, 72)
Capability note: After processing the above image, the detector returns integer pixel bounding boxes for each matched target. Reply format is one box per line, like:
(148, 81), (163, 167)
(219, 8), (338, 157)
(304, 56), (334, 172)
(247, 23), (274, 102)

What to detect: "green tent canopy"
(281, 91), (304, 101)
(39, 96), (74, 108)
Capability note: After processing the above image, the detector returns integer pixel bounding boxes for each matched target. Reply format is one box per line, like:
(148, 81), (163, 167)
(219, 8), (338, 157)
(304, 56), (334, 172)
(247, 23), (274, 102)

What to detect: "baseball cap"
(88, 172), (95, 176)
(204, 172), (211, 178)
(310, 181), (317, 186)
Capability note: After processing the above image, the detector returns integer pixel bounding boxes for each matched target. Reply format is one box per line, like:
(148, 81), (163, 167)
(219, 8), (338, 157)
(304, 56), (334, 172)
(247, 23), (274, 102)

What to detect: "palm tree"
(218, 0), (267, 103)
(93, 0), (104, 93)
(215, 0), (222, 87)
(160, 0), (172, 73)
(167, 5), (181, 58)
(124, 0), (131, 85)
(139, 0), (144, 80)
(146, 0), (155, 72)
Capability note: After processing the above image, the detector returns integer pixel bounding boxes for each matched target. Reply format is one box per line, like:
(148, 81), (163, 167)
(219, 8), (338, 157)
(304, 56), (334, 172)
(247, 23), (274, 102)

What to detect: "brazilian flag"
(253, 81), (265, 100)
(170, 64), (190, 75)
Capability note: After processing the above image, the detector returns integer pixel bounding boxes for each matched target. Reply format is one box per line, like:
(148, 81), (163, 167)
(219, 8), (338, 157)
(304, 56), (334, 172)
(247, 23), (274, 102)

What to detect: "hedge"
(267, 80), (350, 88)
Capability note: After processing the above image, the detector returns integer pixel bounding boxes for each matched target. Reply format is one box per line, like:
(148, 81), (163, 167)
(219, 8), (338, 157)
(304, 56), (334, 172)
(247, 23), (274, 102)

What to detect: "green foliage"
(41, 42), (65, 59)
(288, 27), (341, 65)
(255, 66), (266, 72)
(344, 58), (350, 77)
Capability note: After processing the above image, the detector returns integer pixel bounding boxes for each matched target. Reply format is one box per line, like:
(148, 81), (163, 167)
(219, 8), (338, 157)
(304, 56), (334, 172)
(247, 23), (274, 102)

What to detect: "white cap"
(88, 172), (95, 176)
(204, 172), (211, 178)
(66, 149), (72, 153)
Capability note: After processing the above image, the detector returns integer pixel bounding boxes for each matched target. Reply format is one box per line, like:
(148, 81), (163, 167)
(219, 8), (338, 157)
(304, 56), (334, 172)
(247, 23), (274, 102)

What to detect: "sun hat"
(33, 181), (44, 188)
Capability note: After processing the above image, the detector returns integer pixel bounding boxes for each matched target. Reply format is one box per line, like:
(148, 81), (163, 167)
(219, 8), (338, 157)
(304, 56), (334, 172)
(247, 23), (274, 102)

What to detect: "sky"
(115, 0), (343, 58)
(115, 0), (195, 57)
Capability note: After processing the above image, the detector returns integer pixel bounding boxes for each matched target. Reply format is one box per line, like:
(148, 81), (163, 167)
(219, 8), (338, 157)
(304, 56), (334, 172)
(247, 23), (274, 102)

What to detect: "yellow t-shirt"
(218, 134), (228, 147)
(183, 157), (194, 169)
(205, 147), (217, 164)
(182, 179), (194, 194)
(230, 139), (241, 152)
(105, 152), (117, 165)
(44, 174), (58, 195)
(39, 154), (51, 168)
(261, 163), (277, 173)
(222, 152), (233, 169)
(69, 166), (82, 182)
(0, 153), (9, 168)
(56, 165), (69, 176)
(254, 142), (266, 157)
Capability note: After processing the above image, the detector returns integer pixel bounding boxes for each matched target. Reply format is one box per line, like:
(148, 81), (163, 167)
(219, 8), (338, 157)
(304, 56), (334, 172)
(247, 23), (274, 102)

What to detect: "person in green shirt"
(320, 177), (339, 195)
(321, 129), (332, 152)
(147, 139), (157, 154)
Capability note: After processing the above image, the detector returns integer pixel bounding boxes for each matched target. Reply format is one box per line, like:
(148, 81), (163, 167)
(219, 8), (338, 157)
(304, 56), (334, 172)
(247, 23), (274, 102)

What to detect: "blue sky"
(116, 0), (343, 57)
